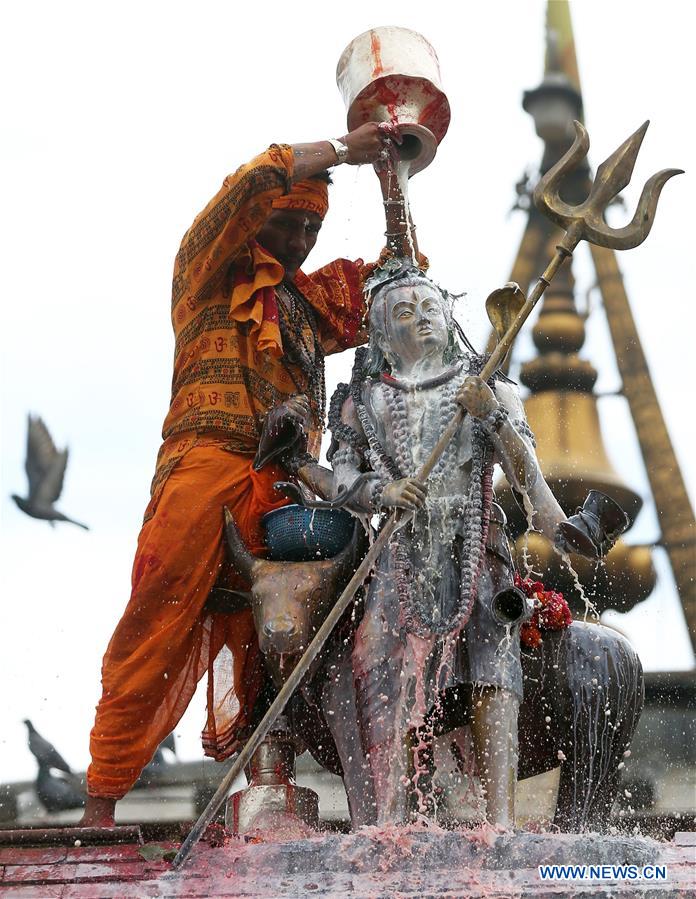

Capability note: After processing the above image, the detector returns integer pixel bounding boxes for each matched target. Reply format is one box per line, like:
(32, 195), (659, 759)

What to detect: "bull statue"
(219, 507), (370, 833)
(223, 503), (643, 832)
(222, 507), (363, 687)
(518, 620), (644, 831)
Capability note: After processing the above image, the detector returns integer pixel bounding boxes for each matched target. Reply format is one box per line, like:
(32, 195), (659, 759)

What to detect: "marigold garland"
(515, 573), (573, 649)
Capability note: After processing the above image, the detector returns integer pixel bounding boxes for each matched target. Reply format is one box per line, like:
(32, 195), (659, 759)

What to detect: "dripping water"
(553, 546), (600, 621)
(395, 159), (417, 265)
(518, 488), (537, 578)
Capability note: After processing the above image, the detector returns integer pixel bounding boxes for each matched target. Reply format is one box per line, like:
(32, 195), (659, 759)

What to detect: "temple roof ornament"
(492, 1), (694, 638)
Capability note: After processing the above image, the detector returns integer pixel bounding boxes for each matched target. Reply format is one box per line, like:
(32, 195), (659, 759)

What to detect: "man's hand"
(291, 125), (401, 182)
(340, 122), (402, 166)
(456, 376), (499, 420)
(381, 477), (427, 510)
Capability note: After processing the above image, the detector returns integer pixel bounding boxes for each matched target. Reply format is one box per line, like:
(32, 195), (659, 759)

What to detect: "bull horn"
(223, 507), (261, 579)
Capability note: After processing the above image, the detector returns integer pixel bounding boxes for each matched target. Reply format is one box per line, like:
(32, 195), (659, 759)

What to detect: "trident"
(172, 121), (681, 869)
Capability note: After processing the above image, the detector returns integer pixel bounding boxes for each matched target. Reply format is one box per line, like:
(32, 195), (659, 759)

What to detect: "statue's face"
(382, 284), (449, 366)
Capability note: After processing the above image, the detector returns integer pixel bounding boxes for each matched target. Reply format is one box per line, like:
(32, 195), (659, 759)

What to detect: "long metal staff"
(172, 121), (679, 869)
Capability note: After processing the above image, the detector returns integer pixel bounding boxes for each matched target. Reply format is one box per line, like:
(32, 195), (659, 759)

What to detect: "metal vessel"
(336, 26), (450, 176)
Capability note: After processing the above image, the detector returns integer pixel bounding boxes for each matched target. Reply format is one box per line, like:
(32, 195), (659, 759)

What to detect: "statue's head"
(365, 268), (464, 376)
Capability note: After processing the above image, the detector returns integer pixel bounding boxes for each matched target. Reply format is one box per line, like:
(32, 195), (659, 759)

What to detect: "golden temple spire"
(545, 0), (581, 94)
(522, 1), (583, 151)
(495, 1), (695, 646)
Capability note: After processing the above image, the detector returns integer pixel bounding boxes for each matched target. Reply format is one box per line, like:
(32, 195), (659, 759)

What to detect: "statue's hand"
(456, 376), (499, 420)
(279, 394), (312, 431)
(381, 477), (428, 511)
(253, 394), (312, 471)
(555, 490), (630, 559)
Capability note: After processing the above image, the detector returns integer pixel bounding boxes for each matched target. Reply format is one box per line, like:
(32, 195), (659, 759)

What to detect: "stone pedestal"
(172, 828), (691, 897)
(6, 827), (692, 896)
(226, 782), (319, 835)
(225, 722), (319, 835)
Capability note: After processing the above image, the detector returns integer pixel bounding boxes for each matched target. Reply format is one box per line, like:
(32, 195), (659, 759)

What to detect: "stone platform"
(1, 826), (694, 897)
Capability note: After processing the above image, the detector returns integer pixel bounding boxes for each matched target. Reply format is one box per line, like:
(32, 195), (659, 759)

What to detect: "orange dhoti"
(87, 444), (288, 799)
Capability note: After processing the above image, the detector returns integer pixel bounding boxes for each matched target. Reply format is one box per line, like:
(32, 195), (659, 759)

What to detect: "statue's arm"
(331, 392), (427, 513)
(489, 381), (566, 540)
(457, 376), (565, 539)
(330, 394), (377, 513)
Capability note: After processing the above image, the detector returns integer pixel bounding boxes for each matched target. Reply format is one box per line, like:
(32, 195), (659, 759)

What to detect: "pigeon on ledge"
(11, 414), (89, 529)
(36, 763), (85, 813)
(24, 719), (73, 773)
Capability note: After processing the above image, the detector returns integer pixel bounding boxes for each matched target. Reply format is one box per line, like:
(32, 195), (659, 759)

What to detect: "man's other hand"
(340, 122), (402, 165)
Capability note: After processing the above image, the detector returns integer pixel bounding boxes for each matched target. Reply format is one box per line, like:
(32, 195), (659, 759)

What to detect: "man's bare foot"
(79, 796), (117, 827)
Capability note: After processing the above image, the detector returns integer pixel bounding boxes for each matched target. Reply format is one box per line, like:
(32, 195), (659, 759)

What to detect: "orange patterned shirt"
(145, 145), (371, 518)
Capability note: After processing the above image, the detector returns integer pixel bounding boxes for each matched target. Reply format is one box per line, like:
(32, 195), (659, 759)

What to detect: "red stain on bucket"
(370, 31), (384, 78)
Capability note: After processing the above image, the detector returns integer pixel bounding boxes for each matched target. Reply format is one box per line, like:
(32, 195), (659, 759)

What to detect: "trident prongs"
(534, 120), (683, 253)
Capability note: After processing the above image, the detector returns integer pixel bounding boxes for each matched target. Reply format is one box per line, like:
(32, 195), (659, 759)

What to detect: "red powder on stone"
(203, 822), (228, 847)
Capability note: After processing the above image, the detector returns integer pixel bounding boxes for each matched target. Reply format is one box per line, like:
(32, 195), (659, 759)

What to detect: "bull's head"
(223, 507), (360, 666)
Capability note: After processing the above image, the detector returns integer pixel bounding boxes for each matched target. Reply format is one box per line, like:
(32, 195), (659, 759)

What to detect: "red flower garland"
(515, 573), (573, 649)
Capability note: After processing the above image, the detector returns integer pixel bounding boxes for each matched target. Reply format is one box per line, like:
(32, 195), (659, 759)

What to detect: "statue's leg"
(462, 519), (524, 829)
(321, 643), (377, 827)
(470, 686), (519, 828)
(354, 658), (411, 825)
(356, 636), (441, 824)
(352, 562), (414, 825)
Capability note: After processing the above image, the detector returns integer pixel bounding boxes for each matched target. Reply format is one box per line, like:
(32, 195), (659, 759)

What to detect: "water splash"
(560, 623), (643, 830)
(554, 546), (600, 621)
(517, 488), (538, 579)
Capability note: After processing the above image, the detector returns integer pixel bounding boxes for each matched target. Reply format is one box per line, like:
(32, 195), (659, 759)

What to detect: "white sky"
(1, 1), (694, 784)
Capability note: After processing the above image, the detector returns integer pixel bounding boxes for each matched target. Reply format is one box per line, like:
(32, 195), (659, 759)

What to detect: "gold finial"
(545, 0), (581, 93)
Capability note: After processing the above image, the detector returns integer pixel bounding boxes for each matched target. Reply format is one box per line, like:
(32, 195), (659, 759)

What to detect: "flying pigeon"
(24, 719), (73, 773)
(11, 414), (89, 529)
(36, 763), (85, 813)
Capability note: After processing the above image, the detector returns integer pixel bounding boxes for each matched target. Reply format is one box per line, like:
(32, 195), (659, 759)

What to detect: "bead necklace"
(276, 282), (326, 428)
(383, 354), (495, 637)
(350, 379), (403, 481)
(381, 363), (466, 488)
